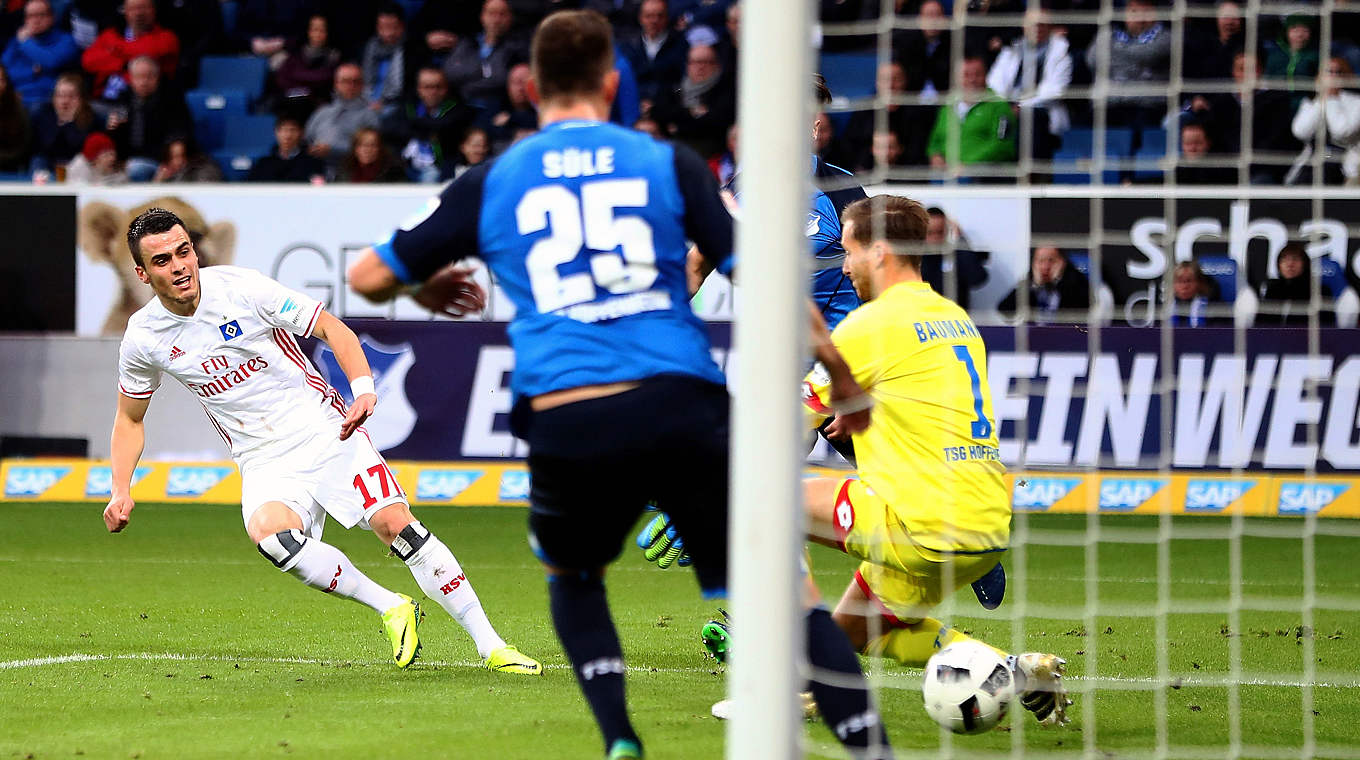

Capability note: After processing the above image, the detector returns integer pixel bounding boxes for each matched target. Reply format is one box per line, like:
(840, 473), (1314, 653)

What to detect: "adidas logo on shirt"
(169, 345), (186, 361)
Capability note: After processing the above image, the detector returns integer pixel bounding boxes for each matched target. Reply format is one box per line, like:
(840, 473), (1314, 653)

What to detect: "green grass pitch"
(2, 502), (1357, 759)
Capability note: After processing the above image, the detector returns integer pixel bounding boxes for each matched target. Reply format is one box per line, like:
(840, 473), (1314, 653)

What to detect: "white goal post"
(726, 0), (813, 758)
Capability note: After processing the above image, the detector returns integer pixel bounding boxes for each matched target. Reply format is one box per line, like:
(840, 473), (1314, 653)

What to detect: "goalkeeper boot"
(700, 608), (732, 664)
(381, 593), (423, 668)
(484, 645), (543, 676)
(606, 738), (642, 759)
(1012, 653), (1071, 727)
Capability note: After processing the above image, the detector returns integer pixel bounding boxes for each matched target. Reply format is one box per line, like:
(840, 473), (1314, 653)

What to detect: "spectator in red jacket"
(80, 0), (179, 99)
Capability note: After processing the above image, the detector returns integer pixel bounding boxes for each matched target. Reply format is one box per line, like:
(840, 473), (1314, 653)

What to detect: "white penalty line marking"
(0, 652), (703, 675)
(4, 652), (1360, 690)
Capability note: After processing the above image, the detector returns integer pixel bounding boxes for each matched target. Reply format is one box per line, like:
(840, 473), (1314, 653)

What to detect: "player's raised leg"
(246, 500), (423, 667)
(808, 478), (1069, 726)
(248, 501), (406, 612)
(367, 501), (542, 675)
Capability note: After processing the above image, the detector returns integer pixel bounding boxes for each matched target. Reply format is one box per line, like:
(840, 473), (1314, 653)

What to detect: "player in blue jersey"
(347, 11), (891, 760)
(689, 76), (868, 331)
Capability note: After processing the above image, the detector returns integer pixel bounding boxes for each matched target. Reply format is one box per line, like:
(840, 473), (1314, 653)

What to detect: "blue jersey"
(810, 157), (867, 328)
(376, 119), (733, 401)
(718, 156), (866, 329)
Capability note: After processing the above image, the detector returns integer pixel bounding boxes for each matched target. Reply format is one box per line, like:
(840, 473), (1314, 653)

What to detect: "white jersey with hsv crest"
(118, 265), (347, 465)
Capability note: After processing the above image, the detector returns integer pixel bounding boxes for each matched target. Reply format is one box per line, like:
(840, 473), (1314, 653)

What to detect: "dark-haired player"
(686, 75), (868, 330)
(348, 10), (891, 759)
(105, 207), (541, 675)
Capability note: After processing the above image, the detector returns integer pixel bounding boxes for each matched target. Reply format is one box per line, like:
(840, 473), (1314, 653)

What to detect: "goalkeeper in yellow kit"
(641, 194), (1070, 727)
(800, 194), (1068, 727)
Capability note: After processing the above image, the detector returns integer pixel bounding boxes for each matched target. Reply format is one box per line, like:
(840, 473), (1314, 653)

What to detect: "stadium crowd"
(1, 0), (1358, 185)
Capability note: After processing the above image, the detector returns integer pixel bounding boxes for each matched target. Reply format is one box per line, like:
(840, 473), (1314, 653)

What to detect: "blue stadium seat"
(1133, 128), (1168, 182)
(1053, 128), (1133, 184)
(819, 52), (878, 99)
(0, 171), (29, 182)
(222, 113), (276, 150)
(211, 150), (256, 182)
(185, 89), (248, 151)
(1198, 255), (1238, 302)
(212, 112), (274, 181)
(197, 56), (269, 104)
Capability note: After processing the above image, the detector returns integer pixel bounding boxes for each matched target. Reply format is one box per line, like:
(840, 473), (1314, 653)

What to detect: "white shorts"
(239, 428), (406, 540)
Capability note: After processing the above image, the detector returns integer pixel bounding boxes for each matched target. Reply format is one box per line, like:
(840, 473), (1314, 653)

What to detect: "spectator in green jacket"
(1266, 13), (1320, 107)
(927, 54), (1017, 173)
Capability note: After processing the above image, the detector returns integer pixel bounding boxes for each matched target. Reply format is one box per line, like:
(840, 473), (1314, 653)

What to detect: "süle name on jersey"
(542, 147), (615, 179)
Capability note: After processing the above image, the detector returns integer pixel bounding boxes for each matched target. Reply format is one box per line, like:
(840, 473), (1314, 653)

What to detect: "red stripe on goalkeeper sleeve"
(802, 381), (832, 415)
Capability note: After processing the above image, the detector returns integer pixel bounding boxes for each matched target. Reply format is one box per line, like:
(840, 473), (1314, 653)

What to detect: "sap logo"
(499, 471), (530, 501)
(1012, 477), (1081, 511)
(416, 470), (482, 500)
(85, 466), (151, 497)
(4, 466), (71, 497)
(1278, 482), (1351, 515)
(1098, 478), (1166, 511)
(1184, 479), (1255, 513)
(166, 466), (233, 497)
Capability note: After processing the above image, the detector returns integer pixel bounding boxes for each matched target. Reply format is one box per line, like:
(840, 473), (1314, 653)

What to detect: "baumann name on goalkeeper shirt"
(803, 280), (1010, 553)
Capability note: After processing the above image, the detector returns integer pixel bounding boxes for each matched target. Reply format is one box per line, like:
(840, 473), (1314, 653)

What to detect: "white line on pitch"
(3, 652), (1359, 690)
(0, 651), (709, 675)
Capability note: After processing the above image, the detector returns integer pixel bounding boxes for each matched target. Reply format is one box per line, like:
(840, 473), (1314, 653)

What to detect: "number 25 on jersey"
(517, 178), (658, 313)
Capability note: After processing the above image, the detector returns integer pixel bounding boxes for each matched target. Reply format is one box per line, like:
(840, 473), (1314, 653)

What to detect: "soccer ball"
(921, 640), (1015, 734)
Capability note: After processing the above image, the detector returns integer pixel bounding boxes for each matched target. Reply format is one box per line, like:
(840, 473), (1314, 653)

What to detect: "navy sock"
(548, 572), (640, 753)
(805, 607), (892, 759)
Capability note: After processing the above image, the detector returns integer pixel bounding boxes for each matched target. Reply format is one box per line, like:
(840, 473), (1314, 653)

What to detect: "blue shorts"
(524, 376), (730, 596)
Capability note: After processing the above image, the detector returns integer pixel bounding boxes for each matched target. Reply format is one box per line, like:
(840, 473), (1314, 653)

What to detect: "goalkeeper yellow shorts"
(832, 478), (1006, 625)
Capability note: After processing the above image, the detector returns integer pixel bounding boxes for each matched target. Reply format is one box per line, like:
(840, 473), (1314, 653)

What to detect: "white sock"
(284, 536), (405, 614)
(399, 523), (507, 658)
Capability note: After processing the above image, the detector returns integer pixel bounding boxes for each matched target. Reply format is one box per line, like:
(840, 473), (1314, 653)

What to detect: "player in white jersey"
(104, 207), (542, 675)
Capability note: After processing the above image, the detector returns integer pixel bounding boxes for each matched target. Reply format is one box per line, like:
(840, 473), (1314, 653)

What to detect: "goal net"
(733, 1), (1360, 757)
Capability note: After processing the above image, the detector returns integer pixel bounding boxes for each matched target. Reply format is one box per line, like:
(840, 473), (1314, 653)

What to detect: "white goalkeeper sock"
(394, 521), (506, 658)
(259, 530), (405, 614)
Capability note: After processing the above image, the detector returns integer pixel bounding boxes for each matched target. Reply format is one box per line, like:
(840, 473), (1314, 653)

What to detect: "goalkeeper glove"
(636, 507), (691, 569)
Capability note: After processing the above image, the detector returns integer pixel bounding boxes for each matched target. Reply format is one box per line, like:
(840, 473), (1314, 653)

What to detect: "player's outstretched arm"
(349, 247), (487, 318)
(105, 393), (150, 533)
(807, 301), (872, 437)
(311, 310), (376, 441)
(348, 247), (404, 303)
